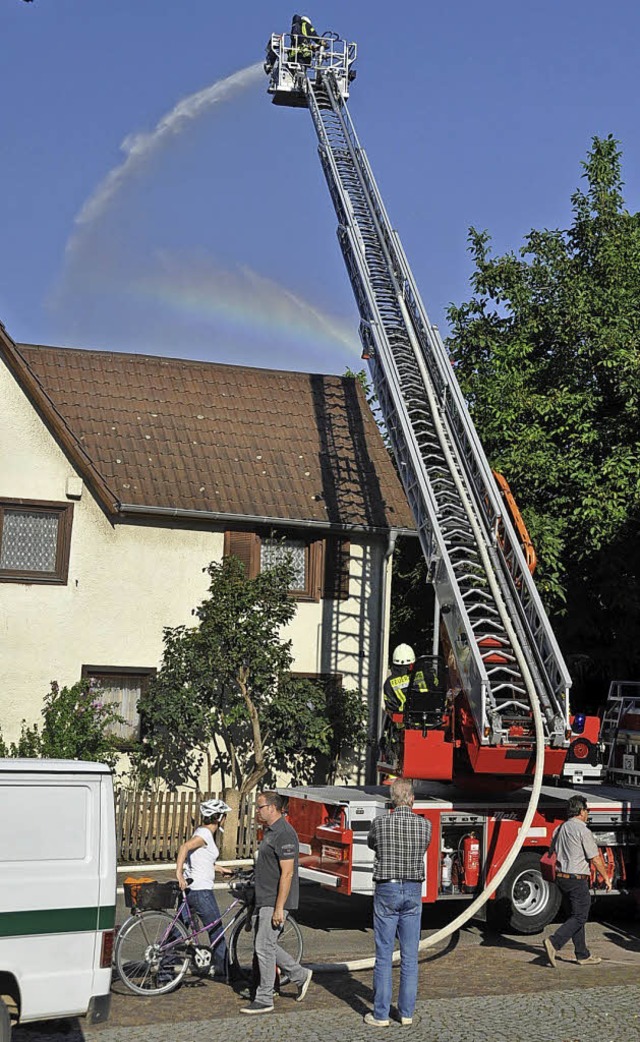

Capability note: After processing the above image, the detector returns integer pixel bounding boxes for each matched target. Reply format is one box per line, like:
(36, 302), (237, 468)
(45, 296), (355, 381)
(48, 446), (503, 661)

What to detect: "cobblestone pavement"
(11, 883), (640, 1042)
(13, 984), (640, 1042)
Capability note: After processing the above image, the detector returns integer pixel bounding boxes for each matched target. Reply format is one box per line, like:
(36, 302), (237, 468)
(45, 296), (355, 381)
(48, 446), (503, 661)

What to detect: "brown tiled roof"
(10, 339), (414, 533)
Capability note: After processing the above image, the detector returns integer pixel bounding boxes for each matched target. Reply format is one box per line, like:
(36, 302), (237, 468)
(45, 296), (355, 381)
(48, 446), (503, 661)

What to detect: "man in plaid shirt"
(365, 778), (431, 1027)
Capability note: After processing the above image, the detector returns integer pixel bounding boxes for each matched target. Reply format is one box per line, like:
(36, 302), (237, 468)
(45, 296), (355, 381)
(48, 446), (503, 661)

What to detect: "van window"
(0, 785), (89, 861)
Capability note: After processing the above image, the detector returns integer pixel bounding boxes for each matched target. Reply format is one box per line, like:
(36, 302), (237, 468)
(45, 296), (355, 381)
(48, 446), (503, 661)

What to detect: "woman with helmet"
(176, 798), (233, 980)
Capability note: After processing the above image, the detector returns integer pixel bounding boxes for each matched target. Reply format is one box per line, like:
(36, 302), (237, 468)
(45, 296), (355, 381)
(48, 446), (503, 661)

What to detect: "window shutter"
(223, 531), (260, 579)
(308, 539), (325, 602)
(323, 538), (350, 600)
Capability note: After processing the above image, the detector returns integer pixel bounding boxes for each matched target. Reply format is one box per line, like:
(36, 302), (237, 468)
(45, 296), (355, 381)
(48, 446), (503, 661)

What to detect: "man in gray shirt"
(241, 791), (312, 1014)
(544, 794), (612, 967)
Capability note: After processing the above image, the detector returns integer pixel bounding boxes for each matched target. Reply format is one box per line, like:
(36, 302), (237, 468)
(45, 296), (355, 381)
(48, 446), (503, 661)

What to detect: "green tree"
(447, 135), (640, 704)
(134, 555), (366, 799)
(0, 679), (124, 770)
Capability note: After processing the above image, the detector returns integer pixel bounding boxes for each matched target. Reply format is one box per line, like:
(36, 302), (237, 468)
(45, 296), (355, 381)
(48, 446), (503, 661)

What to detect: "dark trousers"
(549, 876), (591, 960)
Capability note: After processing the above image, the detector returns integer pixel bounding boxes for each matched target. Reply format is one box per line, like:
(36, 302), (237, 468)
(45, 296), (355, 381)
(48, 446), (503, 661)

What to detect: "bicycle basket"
(123, 876), (156, 908)
(130, 880), (180, 911)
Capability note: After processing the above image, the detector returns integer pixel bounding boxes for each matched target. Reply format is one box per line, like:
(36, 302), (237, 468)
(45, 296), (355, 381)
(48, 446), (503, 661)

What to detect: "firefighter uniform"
(289, 14), (320, 65)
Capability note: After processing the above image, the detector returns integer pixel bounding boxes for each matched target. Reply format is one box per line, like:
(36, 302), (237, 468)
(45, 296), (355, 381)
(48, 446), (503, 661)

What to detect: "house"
(0, 322), (415, 781)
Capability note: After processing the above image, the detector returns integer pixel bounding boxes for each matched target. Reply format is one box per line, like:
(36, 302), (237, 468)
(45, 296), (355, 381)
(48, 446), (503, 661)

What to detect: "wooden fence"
(115, 789), (257, 863)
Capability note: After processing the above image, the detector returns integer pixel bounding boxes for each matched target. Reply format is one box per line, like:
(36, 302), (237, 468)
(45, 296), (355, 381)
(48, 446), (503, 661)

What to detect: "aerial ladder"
(265, 30), (571, 782)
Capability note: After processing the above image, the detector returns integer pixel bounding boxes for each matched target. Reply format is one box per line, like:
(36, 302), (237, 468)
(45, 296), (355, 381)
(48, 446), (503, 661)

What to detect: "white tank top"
(186, 827), (219, 890)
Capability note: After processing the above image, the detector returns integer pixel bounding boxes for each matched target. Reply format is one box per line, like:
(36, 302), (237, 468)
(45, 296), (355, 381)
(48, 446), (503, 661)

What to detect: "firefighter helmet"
(392, 643), (415, 666)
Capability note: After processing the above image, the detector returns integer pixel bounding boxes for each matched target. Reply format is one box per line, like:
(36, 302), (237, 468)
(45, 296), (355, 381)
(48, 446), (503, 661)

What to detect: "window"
(261, 537), (309, 594)
(224, 531), (350, 602)
(0, 499), (73, 584)
(81, 666), (156, 745)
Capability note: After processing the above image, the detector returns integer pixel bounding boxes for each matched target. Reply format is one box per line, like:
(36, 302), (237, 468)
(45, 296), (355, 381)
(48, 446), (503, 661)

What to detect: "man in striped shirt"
(365, 778), (431, 1027)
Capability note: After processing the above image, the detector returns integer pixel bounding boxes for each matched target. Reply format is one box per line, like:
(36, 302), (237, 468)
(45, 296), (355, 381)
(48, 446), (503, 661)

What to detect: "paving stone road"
(11, 882), (640, 1042)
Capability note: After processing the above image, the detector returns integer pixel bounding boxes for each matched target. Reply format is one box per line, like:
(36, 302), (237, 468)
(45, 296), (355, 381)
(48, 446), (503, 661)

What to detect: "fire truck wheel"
(492, 851), (562, 935)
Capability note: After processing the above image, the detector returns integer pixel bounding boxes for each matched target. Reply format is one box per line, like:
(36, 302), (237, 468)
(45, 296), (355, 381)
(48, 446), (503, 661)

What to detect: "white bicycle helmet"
(392, 643), (415, 667)
(200, 798), (232, 819)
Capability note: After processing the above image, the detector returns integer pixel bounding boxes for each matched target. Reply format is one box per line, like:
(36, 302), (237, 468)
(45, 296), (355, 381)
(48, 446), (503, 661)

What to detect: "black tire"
(115, 911), (191, 995)
(229, 910), (304, 975)
(0, 997), (11, 1042)
(492, 850), (562, 935)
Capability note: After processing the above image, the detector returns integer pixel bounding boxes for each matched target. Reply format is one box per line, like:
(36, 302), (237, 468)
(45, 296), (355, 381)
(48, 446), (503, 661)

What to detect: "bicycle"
(114, 872), (304, 996)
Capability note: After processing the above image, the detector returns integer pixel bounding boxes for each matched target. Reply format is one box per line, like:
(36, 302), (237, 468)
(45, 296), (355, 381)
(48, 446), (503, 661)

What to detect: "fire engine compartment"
(280, 782), (640, 914)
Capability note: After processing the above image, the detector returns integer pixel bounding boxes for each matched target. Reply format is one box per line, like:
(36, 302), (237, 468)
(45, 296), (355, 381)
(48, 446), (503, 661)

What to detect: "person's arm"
(272, 859), (294, 927)
(176, 835), (205, 890)
(367, 819), (378, 852)
(589, 851), (613, 891)
(215, 862), (233, 877)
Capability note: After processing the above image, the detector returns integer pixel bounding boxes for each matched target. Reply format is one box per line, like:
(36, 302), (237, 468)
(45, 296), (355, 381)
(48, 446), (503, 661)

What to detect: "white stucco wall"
(1, 358), (388, 752)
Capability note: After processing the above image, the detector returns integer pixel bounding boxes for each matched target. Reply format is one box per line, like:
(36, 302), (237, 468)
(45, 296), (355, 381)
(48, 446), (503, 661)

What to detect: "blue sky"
(2, 1), (640, 375)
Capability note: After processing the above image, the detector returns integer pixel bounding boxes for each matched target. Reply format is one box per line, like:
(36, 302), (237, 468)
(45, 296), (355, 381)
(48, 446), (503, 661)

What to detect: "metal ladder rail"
(312, 75), (568, 740)
(384, 233), (570, 727)
(350, 139), (569, 738)
(307, 75), (554, 742)
(309, 77), (537, 725)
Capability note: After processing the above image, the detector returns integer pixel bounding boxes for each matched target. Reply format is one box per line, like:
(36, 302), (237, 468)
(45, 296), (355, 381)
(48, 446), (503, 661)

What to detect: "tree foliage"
(0, 679), (124, 769)
(134, 555), (366, 796)
(447, 135), (640, 703)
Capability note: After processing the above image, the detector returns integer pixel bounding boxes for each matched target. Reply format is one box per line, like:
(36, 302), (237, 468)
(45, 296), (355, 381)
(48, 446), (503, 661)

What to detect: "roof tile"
(17, 344), (415, 532)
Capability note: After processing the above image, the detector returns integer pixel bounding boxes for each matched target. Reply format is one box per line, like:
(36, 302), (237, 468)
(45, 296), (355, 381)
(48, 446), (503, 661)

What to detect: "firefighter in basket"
(380, 645), (447, 765)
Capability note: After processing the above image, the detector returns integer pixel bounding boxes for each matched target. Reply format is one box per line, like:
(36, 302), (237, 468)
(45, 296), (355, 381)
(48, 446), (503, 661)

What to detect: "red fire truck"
(264, 30), (640, 932)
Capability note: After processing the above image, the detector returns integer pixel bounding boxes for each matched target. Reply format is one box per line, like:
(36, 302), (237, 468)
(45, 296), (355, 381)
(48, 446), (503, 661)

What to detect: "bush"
(0, 679), (124, 770)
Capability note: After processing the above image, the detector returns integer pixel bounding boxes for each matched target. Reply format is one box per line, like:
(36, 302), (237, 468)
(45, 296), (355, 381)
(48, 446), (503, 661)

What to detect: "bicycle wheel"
(115, 911), (191, 995)
(229, 909), (303, 975)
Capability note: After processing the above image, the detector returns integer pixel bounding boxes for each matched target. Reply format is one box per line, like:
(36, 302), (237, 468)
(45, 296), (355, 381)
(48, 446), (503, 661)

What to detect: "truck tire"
(492, 851), (561, 934)
(0, 997), (11, 1042)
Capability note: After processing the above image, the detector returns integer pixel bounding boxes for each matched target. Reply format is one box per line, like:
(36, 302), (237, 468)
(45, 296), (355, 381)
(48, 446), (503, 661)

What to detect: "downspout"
(369, 528), (397, 783)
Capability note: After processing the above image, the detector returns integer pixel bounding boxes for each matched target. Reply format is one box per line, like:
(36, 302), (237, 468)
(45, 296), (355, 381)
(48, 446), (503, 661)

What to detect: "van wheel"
(492, 851), (561, 935)
(0, 997), (11, 1042)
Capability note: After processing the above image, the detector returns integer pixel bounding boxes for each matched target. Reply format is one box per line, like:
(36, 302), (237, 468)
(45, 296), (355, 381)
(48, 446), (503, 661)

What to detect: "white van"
(0, 759), (116, 1039)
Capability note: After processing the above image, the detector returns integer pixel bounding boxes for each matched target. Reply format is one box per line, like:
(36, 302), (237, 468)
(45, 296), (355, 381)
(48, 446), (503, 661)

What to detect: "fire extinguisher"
(461, 832), (481, 892)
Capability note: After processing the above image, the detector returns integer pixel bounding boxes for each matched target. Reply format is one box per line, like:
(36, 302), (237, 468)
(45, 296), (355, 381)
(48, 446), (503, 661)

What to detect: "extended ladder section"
(266, 39), (570, 760)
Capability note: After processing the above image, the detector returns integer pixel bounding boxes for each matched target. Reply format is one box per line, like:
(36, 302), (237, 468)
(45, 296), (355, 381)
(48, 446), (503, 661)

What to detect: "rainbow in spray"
(125, 251), (359, 367)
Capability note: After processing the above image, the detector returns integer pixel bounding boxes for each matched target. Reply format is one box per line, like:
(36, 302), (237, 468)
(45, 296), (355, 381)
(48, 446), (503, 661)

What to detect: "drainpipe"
(369, 528), (397, 783)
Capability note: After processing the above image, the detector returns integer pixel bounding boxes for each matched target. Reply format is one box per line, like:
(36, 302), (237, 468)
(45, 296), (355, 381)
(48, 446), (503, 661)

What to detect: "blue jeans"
(549, 877), (591, 960)
(373, 881), (422, 1021)
(186, 888), (229, 976)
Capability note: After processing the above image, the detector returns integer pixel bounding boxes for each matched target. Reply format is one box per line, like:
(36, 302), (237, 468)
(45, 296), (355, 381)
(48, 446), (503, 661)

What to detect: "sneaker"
(296, 969), (313, 1002)
(240, 1000), (274, 1015)
(544, 937), (557, 968)
(238, 987), (277, 1000)
(400, 1017), (413, 1026)
(577, 954), (602, 965)
(363, 1013), (390, 1027)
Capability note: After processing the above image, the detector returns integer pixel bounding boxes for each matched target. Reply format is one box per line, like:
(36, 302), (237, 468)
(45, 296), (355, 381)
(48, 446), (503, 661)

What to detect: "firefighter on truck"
(380, 645), (445, 766)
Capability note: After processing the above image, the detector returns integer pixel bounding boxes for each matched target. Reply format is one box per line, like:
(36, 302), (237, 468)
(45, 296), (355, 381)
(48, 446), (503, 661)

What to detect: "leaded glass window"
(0, 510), (59, 571)
(260, 537), (307, 590)
(0, 501), (73, 584)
